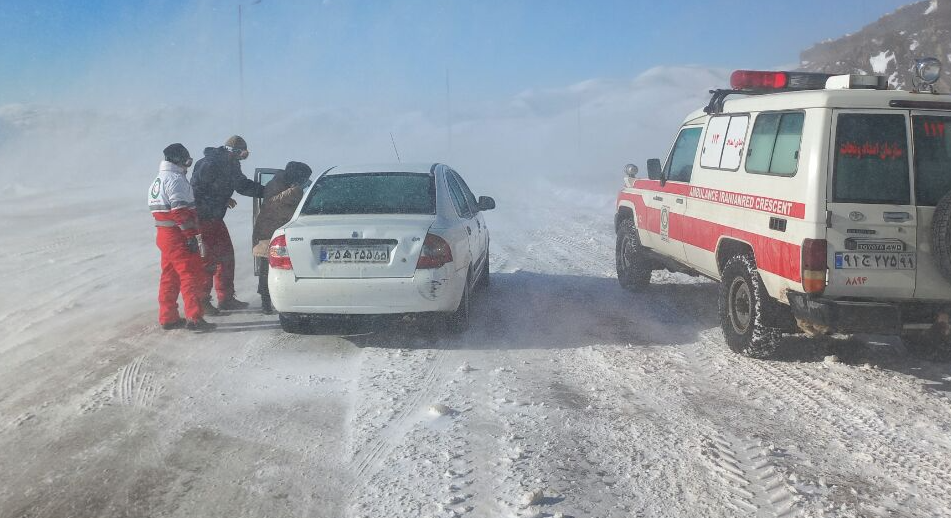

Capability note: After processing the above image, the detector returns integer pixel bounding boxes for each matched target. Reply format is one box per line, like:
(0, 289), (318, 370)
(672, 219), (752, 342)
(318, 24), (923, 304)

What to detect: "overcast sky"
(1, 0), (912, 111)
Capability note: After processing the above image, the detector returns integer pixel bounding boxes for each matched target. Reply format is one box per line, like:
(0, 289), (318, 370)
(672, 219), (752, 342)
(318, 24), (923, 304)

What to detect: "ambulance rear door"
(825, 110), (917, 299)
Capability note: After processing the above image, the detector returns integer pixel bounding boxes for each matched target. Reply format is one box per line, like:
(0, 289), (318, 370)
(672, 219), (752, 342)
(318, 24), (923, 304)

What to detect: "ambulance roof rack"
(704, 70), (887, 114)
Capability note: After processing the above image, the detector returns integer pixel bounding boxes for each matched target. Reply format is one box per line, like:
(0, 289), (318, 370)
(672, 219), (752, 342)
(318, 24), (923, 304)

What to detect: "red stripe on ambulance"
(617, 192), (802, 282)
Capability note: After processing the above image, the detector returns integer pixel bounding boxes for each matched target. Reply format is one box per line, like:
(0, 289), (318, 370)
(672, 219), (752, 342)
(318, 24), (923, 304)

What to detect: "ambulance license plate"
(834, 252), (916, 270)
(320, 246), (390, 263)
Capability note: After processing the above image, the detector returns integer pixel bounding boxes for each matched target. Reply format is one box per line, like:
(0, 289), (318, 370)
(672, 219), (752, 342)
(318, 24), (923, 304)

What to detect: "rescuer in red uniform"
(190, 135), (265, 313)
(148, 144), (216, 332)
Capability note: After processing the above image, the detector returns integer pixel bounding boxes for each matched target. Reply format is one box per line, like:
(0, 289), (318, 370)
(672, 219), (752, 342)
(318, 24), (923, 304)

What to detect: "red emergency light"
(729, 70), (833, 92)
(731, 70), (788, 90)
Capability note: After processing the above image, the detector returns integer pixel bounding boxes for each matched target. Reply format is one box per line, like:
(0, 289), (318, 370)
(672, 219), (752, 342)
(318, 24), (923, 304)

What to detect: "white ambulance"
(615, 58), (951, 358)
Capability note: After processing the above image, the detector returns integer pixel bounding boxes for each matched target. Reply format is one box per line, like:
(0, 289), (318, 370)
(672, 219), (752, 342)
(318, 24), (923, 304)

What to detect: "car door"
(825, 111), (916, 299)
(444, 171), (476, 277)
(654, 126), (702, 262)
(910, 112), (951, 299)
(252, 167), (281, 275)
(451, 170), (487, 271)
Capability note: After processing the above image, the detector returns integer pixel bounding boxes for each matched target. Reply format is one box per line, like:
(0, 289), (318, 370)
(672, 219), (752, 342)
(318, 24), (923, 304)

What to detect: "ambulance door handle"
(883, 212), (912, 223)
(653, 196), (664, 202)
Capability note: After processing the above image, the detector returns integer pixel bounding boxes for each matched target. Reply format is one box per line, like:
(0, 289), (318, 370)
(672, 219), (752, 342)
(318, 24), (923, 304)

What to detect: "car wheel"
(718, 255), (783, 358)
(477, 248), (490, 290)
(279, 313), (307, 334)
(447, 275), (471, 334)
(616, 217), (652, 291)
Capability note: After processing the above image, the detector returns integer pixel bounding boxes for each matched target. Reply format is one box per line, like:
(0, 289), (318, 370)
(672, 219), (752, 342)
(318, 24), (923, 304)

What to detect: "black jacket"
(190, 146), (265, 221)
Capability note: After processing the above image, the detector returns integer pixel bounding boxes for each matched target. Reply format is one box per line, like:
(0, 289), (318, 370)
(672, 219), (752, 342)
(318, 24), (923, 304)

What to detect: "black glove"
(185, 236), (200, 254)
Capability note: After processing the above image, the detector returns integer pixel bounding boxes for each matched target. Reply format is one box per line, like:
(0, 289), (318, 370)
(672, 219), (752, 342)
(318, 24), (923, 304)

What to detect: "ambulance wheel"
(719, 255), (783, 358)
(932, 192), (951, 284)
(902, 329), (951, 362)
(279, 313), (308, 334)
(616, 218), (652, 291)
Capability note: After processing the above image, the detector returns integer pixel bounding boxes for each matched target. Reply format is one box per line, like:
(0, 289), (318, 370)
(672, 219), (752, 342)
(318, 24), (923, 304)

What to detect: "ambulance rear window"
(833, 114), (910, 205)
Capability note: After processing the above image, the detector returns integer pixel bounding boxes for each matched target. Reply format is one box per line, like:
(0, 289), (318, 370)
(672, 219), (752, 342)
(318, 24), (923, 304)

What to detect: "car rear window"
(833, 114), (910, 205)
(912, 116), (951, 207)
(301, 173), (436, 215)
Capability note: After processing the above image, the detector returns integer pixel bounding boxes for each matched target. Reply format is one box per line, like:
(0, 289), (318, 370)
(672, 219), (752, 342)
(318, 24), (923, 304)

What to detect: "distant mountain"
(800, 0), (951, 92)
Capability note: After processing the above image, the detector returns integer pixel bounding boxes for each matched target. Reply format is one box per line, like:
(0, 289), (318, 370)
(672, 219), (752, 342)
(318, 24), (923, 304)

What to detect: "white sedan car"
(267, 163), (494, 333)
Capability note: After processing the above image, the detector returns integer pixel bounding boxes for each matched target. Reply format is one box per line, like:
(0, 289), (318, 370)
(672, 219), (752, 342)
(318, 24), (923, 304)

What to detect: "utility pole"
(238, 0), (261, 131)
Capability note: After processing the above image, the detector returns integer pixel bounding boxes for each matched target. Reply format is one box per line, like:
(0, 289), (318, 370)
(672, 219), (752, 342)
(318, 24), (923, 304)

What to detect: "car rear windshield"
(912, 115), (951, 207)
(301, 172), (436, 215)
(833, 113), (910, 205)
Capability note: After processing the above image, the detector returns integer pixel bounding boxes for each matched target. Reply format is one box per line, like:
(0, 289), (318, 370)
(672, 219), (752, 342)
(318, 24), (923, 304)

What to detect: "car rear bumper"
(787, 292), (951, 335)
(268, 266), (464, 315)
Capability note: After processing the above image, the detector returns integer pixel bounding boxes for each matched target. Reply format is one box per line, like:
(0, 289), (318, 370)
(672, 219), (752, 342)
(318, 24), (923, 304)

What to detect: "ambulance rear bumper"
(787, 292), (951, 335)
(787, 293), (901, 334)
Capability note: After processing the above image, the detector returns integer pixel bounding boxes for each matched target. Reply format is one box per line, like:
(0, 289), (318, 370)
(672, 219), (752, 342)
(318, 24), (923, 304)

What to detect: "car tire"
(477, 247), (490, 290)
(447, 275), (471, 334)
(718, 254), (783, 358)
(616, 217), (652, 291)
(932, 191), (951, 284)
(279, 313), (307, 334)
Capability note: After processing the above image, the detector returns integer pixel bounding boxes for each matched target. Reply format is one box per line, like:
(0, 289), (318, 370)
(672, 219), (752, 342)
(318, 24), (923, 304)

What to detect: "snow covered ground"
(1, 183), (950, 518)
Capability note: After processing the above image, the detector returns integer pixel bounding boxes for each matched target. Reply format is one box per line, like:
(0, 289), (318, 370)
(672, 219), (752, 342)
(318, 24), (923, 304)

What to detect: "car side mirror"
(477, 196), (496, 211)
(647, 159), (663, 181)
(624, 163), (639, 178)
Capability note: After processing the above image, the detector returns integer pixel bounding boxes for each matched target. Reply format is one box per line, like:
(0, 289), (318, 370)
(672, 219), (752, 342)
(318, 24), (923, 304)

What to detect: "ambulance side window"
(664, 127), (703, 182)
(746, 112), (804, 176)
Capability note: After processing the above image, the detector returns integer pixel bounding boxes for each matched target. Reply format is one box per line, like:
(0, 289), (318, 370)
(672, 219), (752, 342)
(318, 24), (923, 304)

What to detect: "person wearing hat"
(147, 143), (215, 332)
(190, 135), (265, 312)
(251, 161), (313, 314)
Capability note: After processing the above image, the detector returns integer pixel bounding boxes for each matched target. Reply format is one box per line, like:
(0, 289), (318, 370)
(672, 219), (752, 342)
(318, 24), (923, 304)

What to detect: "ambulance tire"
(932, 192), (951, 284)
(901, 329), (951, 362)
(616, 218), (652, 292)
(719, 255), (783, 358)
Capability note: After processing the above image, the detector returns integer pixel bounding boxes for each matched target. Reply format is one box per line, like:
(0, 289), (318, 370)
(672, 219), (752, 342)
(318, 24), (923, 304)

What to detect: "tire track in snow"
(347, 345), (451, 498)
(736, 354), (951, 512)
(700, 431), (798, 517)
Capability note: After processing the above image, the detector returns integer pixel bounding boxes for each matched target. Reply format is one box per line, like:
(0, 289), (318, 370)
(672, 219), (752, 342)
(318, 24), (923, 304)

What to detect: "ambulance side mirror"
(647, 159), (663, 181)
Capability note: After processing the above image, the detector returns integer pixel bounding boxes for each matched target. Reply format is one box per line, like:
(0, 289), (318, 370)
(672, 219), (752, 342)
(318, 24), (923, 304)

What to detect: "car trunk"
(283, 214), (435, 279)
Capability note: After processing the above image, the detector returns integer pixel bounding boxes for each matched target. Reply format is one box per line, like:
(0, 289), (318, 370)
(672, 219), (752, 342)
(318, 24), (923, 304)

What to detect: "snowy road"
(1, 190), (950, 518)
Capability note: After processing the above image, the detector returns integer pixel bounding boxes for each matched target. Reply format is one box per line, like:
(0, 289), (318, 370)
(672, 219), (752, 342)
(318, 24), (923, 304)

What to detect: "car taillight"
(416, 233), (453, 269)
(268, 234), (293, 270)
(801, 238), (827, 294)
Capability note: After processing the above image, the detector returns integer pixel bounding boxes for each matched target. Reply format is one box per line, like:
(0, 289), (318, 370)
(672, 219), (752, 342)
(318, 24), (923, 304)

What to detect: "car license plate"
(834, 252), (916, 270)
(320, 246), (390, 263)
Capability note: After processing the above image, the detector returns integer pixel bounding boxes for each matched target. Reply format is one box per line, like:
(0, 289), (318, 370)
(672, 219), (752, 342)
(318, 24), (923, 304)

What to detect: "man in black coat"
(190, 135), (265, 312)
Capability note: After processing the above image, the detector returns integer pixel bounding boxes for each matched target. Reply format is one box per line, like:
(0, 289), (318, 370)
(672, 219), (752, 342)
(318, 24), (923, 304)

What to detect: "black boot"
(261, 295), (274, 315)
(186, 318), (217, 332)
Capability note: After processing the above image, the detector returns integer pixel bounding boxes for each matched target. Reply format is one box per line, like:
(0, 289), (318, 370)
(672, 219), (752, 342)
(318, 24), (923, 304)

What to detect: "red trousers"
(156, 227), (205, 324)
(199, 219), (236, 302)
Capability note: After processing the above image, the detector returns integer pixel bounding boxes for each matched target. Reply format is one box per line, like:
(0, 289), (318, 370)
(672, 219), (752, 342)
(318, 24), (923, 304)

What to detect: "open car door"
(253, 168), (282, 275)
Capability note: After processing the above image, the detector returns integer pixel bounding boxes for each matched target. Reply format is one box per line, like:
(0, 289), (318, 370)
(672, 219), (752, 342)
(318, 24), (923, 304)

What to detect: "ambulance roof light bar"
(730, 70), (834, 92)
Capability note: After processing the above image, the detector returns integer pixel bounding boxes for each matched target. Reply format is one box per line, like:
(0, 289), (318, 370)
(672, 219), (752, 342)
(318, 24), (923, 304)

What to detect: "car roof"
(324, 163), (440, 175)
